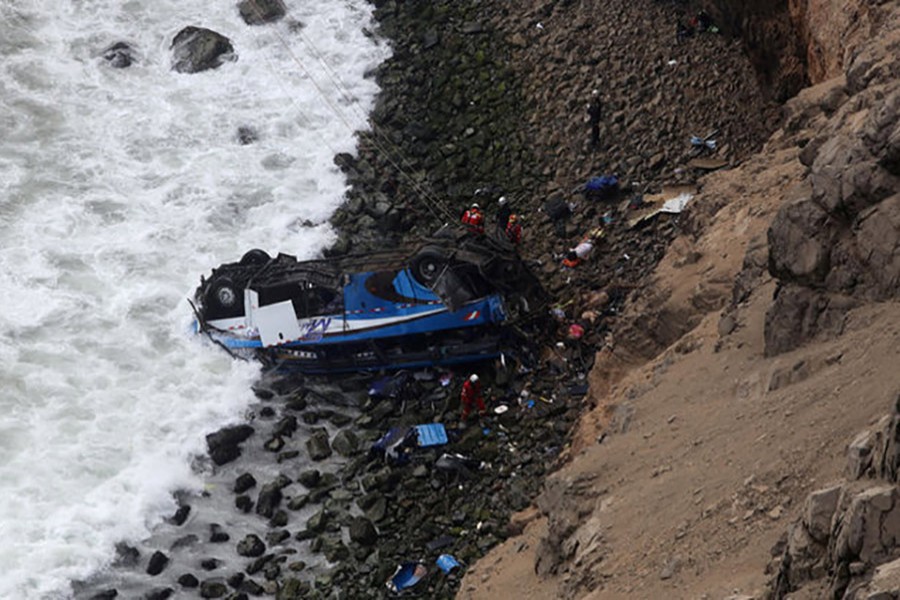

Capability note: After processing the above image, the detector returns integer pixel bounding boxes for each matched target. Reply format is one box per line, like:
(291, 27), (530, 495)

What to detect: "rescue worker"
(496, 196), (512, 235)
(505, 213), (522, 245)
(460, 374), (487, 420)
(561, 249), (581, 269)
(461, 203), (485, 235)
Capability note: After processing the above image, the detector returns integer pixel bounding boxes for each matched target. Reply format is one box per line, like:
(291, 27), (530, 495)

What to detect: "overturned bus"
(191, 228), (548, 373)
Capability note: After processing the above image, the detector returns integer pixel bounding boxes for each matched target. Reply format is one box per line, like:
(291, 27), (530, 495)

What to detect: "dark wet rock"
(144, 588), (173, 600)
(178, 573), (199, 588)
(201, 558), (220, 571)
(169, 504), (191, 526)
(246, 553), (274, 575)
(227, 572), (245, 588)
(239, 578), (265, 595)
(101, 42), (136, 68)
(320, 538), (350, 562)
(306, 508), (329, 533)
(209, 523), (230, 543)
(273, 415), (298, 438)
(349, 516), (378, 546)
(237, 126), (258, 145)
(306, 428), (332, 461)
(89, 590), (118, 600)
(285, 396), (307, 411)
(113, 542), (140, 567)
(287, 494), (309, 511)
(364, 496), (388, 523)
(234, 473), (257, 494)
(269, 509), (289, 528)
(235, 495), (254, 513)
(267, 529), (291, 545)
(252, 386), (274, 400)
(331, 429), (359, 457)
(287, 560), (306, 572)
(170, 534), (199, 551)
(264, 436), (285, 452)
(146, 551), (169, 576)
(170, 27), (236, 74)
(238, 0), (287, 25)
(278, 578), (311, 599)
(277, 450), (299, 462)
(206, 425), (254, 466)
(259, 406), (276, 418)
(199, 580), (228, 598)
(256, 475), (291, 518)
(236, 534), (266, 558)
(297, 469), (320, 488)
(327, 412), (353, 427)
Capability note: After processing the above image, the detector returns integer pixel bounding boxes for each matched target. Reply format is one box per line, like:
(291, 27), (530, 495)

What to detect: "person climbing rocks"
(461, 203), (485, 235)
(505, 213), (522, 245)
(587, 90), (602, 149)
(496, 196), (512, 236)
(460, 374), (487, 421)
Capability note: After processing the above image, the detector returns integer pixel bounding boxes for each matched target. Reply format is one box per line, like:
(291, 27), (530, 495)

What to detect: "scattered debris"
(386, 561), (428, 593)
(436, 554), (462, 574)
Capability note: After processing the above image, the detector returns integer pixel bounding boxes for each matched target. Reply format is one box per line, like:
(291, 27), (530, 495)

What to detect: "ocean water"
(0, 1), (388, 597)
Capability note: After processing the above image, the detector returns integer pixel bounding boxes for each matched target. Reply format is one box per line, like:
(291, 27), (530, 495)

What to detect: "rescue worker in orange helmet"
(460, 374), (487, 420)
(461, 203), (485, 235)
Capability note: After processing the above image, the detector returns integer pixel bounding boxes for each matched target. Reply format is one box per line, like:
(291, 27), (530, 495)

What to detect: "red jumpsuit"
(505, 221), (522, 245)
(461, 208), (485, 235)
(460, 379), (487, 420)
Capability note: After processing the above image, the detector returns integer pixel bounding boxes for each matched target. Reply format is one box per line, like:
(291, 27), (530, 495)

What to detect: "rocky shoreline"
(75, 0), (787, 599)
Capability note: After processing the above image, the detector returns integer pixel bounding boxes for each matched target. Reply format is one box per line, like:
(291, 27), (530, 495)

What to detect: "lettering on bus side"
(299, 317), (332, 342)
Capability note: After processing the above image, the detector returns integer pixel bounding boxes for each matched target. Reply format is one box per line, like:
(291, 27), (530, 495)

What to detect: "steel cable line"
(246, 2), (457, 225)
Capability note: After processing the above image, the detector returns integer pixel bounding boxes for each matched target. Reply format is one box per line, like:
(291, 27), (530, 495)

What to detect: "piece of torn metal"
(436, 554), (462, 574)
(386, 561), (428, 593)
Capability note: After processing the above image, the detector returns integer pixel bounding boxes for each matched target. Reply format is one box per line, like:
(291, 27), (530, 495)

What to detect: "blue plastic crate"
(415, 423), (448, 447)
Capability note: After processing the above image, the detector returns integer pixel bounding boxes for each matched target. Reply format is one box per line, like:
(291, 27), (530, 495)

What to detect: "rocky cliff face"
(759, 3), (900, 356)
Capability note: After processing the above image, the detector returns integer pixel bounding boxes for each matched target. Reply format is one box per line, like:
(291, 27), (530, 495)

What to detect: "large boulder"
(171, 27), (236, 74)
(206, 425), (254, 465)
(101, 42), (136, 68)
(306, 428), (332, 461)
(237, 0), (287, 26)
(767, 197), (834, 285)
(348, 516), (378, 546)
(763, 285), (855, 356)
(256, 475), (291, 518)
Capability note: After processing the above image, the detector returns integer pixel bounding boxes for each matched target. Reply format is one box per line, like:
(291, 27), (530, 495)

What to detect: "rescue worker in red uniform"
(461, 203), (485, 235)
(460, 374), (487, 420)
(505, 213), (522, 245)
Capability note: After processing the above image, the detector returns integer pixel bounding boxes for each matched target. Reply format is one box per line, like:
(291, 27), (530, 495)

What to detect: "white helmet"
(471, 203), (480, 209)
(469, 374), (479, 382)
(498, 196), (507, 205)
